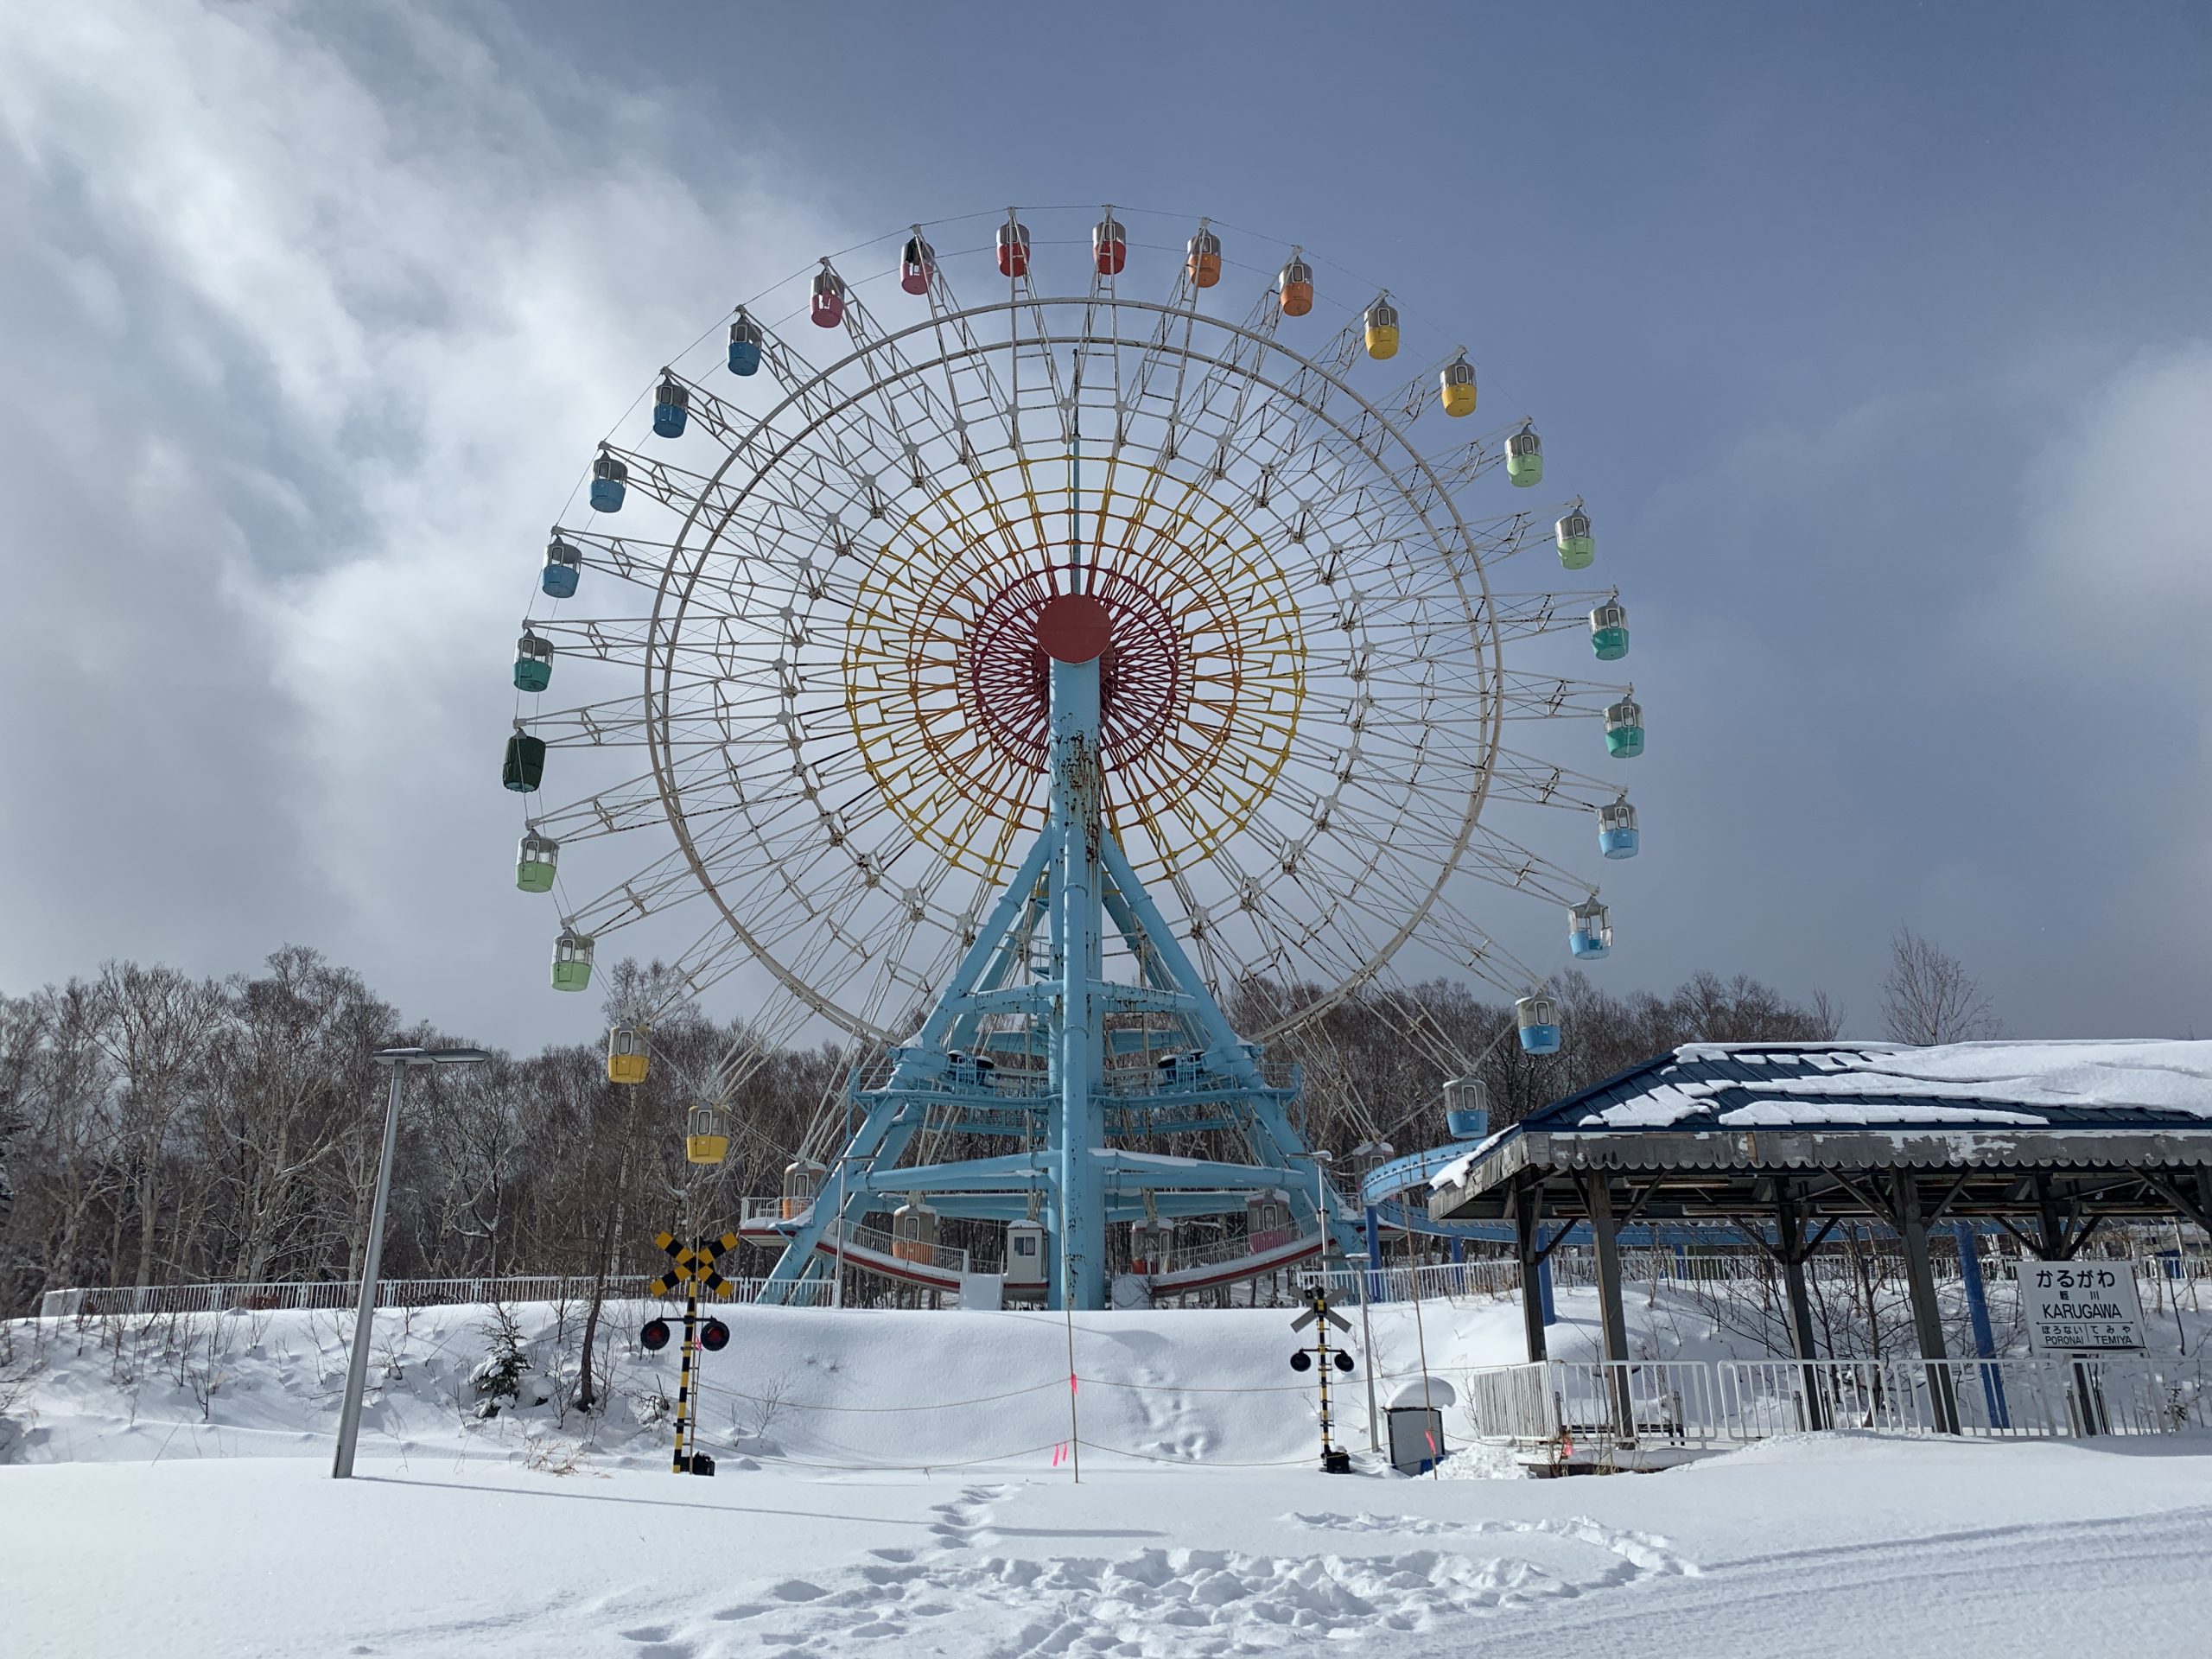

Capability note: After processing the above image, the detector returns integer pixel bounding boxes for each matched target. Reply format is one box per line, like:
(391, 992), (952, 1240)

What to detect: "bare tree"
(1880, 928), (2001, 1046)
(1808, 988), (1847, 1041)
(90, 963), (227, 1290)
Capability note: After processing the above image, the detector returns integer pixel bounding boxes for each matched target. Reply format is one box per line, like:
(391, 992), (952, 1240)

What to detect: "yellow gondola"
(607, 1024), (649, 1085)
(1363, 296), (1399, 359)
(685, 1103), (731, 1165)
(1440, 353), (1477, 417)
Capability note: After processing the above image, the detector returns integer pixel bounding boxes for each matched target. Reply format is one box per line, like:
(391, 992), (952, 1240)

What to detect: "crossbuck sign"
(2020, 1262), (2145, 1353)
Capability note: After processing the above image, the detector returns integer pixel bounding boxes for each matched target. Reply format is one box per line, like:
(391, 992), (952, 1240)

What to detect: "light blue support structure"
(1955, 1219), (2009, 1427)
(760, 595), (1365, 1309)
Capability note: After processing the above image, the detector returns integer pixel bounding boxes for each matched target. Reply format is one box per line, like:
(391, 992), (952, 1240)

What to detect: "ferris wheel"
(500, 205), (1645, 1103)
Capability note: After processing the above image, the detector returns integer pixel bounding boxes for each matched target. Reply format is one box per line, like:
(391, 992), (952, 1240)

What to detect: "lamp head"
(373, 1046), (492, 1067)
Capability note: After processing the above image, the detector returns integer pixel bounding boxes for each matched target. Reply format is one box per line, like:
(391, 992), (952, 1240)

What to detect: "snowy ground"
(6, 1295), (2210, 1656)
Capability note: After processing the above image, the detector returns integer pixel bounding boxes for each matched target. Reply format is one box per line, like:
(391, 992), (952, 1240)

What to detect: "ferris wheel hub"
(1033, 591), (1112, 663)
(963, 569), (1191, 779)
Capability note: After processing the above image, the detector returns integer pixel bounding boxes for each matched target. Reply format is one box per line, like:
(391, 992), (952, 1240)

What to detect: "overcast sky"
(1, 1), (2206, 1052)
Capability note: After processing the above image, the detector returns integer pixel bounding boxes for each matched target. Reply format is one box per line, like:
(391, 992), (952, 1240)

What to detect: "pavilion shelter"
(1427, 1041), (2212, 1433)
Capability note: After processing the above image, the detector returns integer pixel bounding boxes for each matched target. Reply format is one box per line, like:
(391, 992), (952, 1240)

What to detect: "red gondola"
(1092, 212), (1128, 276)
(899, 233), (934, 296)
(996, 218), (1030, 278)
(810, 264), (846, 328)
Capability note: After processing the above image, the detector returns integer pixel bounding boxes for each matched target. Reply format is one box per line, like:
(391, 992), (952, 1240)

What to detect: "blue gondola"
(728, 308), (763, 376)
(1598, 796), (1639, 860)
(1516, 993), (1562, 1055)
(652, 375), (690, 439)
(1444, 1077), (1490, 1140)
(1568, 898), (1612, 960)
(589, 450), (627, 514)
(540, 536), (582, 599)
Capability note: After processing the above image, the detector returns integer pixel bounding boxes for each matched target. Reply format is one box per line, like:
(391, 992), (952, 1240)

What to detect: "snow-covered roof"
(1429, 1040), (2212, 1192)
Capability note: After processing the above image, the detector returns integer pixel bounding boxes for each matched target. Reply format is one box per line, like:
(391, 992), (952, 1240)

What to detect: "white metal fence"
(1303, 1248), (2212, 1307)
(1460, 1353), (2212, 1455)
(35, 1275), (778, 1319)
(35, 1245), (2207, 1320)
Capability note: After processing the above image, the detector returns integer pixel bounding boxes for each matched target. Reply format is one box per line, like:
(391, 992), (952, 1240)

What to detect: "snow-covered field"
(6, 1294), (2210, 1656)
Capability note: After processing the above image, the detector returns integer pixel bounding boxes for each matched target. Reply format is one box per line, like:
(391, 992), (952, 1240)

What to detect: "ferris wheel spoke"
(1498, 671), (1630, 720)
(1453, 824), (1600, 906)
(518, 695), (658, 747)
(913, 273), (1027, 464)
(1409, 893), (1552, 1000)
(560, 852), (710, 938)
(750, 306), (955, 500)
(530, 615), (828, 678)
(528, 769), (688, 841)
(1484, 747), (1631, 812)
(543, 528), (698, 598)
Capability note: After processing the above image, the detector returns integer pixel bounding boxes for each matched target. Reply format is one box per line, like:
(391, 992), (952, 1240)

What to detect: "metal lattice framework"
(512, 208), (1640, 1122)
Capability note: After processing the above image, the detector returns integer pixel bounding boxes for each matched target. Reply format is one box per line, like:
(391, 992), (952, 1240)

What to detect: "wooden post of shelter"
(1775, 1183), (1826, 1433)
(1583, 1170), (1636, 1445)
(1891, 1172), (1960, 1434)
(1514, 1185), (1547, 1363)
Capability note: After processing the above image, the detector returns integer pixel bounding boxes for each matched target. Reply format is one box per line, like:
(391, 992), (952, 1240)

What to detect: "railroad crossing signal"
(651, 1230), (739, 1298)
(648, 1229), (741, 1478)
(1289, 1301), (1351, 1336)
(1289, 1289), (1357, 1475)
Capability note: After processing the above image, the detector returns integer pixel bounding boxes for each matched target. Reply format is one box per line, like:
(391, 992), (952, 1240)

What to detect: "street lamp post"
(332, 1045), (490, 1479)
(1291, 1147), (1378, 1448)
(1349, 1140), (1395, 1458)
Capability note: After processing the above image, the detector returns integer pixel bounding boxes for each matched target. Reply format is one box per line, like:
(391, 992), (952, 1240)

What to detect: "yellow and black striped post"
(1290, 1287), (1355, 1474)
(651, 1230), (736, 1475)
(672, 1239), (700, 1472)
(1314, 1291), (1338, 1461)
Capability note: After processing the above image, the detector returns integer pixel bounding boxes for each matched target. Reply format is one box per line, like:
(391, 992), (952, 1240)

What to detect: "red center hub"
(964, 572), (1188, 774)
(1033, 592), (1114, 664)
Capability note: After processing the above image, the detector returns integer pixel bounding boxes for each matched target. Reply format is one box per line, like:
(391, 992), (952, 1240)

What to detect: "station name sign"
(2020, 1263), (2145, 1353)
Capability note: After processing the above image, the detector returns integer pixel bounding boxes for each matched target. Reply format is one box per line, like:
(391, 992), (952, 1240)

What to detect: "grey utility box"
(1386, 1406), (1446, 1476)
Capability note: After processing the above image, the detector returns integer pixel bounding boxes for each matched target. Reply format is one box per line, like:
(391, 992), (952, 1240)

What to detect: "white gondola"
(1005, 1217), (1048, 1291)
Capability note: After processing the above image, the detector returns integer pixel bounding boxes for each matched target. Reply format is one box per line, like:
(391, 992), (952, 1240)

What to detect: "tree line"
(0, 939), (1941, 1321)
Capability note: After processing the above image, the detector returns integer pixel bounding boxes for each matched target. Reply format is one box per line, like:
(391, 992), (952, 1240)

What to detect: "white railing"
(733, 1198), (972, 1276)
(41, 1248), (2203, 1322)
(35, 1274), (782, 1319)
(1302, 1261), (1521, 1304)
(1154, 1229), (1320, 1279)
(1460, 1354), (2212, 1455)
(1302, 1250), (2212, 1306)
(833, 1218), (971, 1276)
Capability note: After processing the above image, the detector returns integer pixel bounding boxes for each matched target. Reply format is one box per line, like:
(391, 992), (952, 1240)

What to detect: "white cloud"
(0, 2), (847, 1040)
(1988, 342), (2212, 699)
(1971, 342), (2212, 1020)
